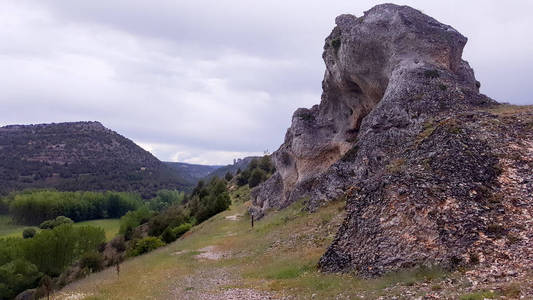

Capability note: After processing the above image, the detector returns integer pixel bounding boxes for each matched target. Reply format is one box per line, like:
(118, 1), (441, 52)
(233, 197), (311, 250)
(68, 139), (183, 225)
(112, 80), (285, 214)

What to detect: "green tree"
(258, 155), (274, 173)
(249, 169), (267, 188)
(23, 224), (105, 276)
(0, 259), (41, 300)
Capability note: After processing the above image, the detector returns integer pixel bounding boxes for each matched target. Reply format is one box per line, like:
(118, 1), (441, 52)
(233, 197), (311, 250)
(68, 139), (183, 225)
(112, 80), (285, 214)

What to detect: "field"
(0, 215), (37, 238)
(0, 216), (120, 241)
(54, 186), (487, 300)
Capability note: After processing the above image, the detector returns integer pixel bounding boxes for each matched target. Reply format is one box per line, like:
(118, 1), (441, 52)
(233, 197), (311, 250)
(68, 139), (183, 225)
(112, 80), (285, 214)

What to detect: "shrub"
(171, 223), (192, 238)
(249, 169), (267, 188)
(249, 159), (258, 170)
(128, 237), (165, 257)
(147, 205), (188, 237)
(39, 216), (73, 229)
(148, 190), (184, 212)
(160, 227), (176, 244)
(189, 178), (231, 223)
(22, 228), (36, 239)
(0, 259), (42, 300)
(258, 155), (274, 173)
(236, 169), (251, 186)
(119, 206), (153, 235)
(79, 252), (104, 272)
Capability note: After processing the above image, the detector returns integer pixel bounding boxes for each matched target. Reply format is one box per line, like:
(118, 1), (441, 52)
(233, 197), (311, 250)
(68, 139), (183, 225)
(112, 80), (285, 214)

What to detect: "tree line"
(3, 190), (143, 225)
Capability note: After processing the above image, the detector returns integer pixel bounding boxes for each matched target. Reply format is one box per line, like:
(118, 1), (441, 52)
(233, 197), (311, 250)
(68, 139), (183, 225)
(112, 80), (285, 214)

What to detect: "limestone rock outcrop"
(252, 4), (533, 276)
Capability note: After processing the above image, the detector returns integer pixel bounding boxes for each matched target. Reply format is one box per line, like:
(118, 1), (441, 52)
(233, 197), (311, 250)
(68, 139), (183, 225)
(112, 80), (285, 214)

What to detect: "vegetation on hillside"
(119, 177), (231, 247)
(52, 186), (529, 300)
(235, 155), (275, 187)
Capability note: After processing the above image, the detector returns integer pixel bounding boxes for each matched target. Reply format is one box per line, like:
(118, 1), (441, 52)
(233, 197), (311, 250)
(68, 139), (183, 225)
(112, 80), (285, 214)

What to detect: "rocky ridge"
(251, 3), (533, 284)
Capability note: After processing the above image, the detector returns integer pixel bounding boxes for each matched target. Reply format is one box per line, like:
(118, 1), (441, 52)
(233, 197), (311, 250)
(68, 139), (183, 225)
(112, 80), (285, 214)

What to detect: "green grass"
(459, 290), (497, 300)
(0, 215), (35, 238)
(0, 216), (120, 241)
(73, 219), (120, 241)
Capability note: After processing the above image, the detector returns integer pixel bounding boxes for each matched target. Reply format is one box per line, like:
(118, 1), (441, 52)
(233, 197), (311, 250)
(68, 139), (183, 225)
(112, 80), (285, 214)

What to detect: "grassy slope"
(0, 217), (120, 241)
(55, 187), (463, 300)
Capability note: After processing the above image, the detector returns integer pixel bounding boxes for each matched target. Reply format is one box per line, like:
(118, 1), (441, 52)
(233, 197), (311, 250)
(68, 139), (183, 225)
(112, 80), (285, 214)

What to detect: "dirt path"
(162, 245), (280, 300)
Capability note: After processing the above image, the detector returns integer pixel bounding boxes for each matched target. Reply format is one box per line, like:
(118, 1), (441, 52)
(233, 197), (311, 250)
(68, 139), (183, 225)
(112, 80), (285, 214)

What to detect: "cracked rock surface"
(251, 3), (532, 278)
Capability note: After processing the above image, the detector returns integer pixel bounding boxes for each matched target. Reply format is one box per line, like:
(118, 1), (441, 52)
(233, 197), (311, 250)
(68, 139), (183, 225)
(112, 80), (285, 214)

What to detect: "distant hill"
(206, 156), (259, 180)
(163, 162), (221, 186)
(0, 121), (190, 198)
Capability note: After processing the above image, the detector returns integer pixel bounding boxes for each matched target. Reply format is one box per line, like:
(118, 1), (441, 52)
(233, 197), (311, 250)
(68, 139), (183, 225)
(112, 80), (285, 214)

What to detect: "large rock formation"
(252, 4), (533, 276)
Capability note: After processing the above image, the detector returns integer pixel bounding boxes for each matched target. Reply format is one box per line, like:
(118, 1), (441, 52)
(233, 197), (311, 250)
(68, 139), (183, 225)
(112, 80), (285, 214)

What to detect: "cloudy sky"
(1, 1), (532, 165)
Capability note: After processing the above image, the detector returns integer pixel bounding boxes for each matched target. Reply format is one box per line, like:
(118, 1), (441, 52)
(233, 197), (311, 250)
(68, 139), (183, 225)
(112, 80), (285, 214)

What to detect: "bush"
(148, 190), (184, 212)
(189, 178), (231, 223)
(236, 169), (251, 186)
(79, 252), (104, 272)
(119, 206), (153, 236)
(249, 169), (267, 188)
(171, 223), (192, 238)
(128, 237), (165, 257)
(258, 155), (274, 173)
(39, 216), (73, 229)
(22, 228), (36, 239)
(0, 259), (42, 300)
(160, 227), (176, 244)
(148, 205), (188, 237)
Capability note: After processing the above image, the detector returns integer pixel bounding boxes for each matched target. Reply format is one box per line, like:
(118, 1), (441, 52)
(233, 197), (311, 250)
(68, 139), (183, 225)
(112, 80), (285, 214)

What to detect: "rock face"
(252, 4), (533, 276)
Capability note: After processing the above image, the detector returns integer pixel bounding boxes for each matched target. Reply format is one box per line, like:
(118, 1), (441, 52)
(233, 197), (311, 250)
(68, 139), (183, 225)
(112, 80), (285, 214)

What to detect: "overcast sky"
(1, 1), (532, 165)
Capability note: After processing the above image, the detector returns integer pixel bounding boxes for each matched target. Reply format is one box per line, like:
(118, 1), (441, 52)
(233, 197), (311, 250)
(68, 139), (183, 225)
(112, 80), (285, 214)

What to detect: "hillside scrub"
(6, 190), (142, 225)
(236, 155), (274, 187)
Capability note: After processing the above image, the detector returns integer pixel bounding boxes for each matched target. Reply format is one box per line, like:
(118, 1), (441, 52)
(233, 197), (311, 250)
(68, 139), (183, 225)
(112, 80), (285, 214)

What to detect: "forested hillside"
(163, 162), (220, 186)
(0, 122), (189, 198)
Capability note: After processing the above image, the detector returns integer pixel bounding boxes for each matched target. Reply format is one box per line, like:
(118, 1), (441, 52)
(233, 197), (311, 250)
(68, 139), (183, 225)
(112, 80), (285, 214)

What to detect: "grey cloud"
(1, 0), (532, 165)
